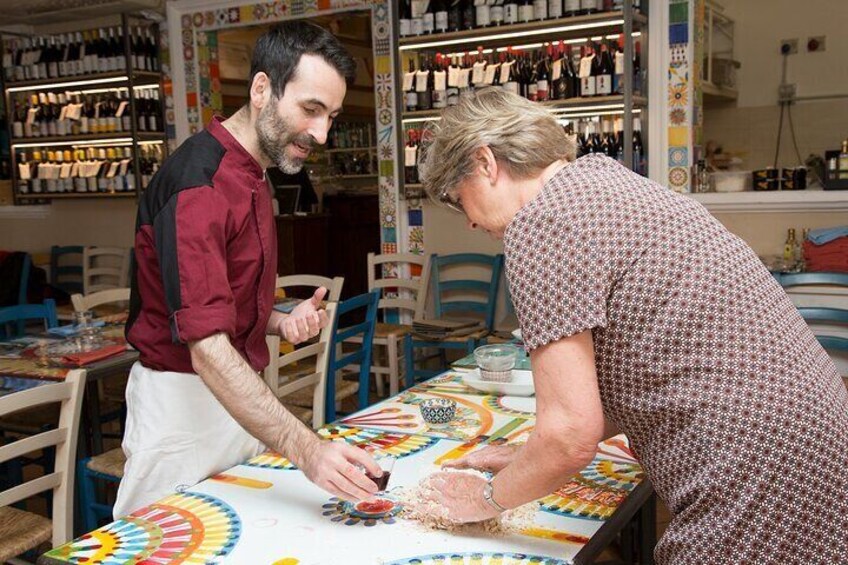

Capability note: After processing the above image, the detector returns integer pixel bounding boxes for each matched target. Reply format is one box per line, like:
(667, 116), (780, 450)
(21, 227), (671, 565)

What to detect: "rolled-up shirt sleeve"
(153, 185), (236, 344)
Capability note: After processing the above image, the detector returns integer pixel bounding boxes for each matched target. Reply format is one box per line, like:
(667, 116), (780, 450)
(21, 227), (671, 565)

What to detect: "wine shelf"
(5, 71), (162, 92)
(398, 11), (647, 51)
(10, 131), (166, 146)
(402, 94), (647, 121)
(16, 191), (138, 200)
(689, 190), (848, 213)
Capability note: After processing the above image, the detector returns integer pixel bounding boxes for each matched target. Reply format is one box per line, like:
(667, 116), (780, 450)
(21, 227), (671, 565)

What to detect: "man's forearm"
(189, 332), (317, 466)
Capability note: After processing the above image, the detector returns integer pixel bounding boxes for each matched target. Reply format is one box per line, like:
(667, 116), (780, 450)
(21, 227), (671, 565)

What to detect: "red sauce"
(356, 498), (394, 515)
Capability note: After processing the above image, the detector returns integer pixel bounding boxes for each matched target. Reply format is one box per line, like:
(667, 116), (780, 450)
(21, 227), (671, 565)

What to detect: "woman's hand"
(414, 471), (500, 524)
(442, 444), (521, 473)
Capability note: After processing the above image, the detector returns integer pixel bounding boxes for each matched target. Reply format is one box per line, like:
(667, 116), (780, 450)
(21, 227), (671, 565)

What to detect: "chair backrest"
(431, 253), (504, 332)
(83, 247), (131, 295)
(0, 369), (86, 547)
(0, 299), (59, 339)
(325, 290), (380, 422)
(367, 252), (431, 321)
(18, 253), (32, 305)
(263, 302), (337, 429)
(71, 288), (131, 314)
(779, 272), (848, 353)
(275, 274), (344, 303)
(50, 245), (84, 295)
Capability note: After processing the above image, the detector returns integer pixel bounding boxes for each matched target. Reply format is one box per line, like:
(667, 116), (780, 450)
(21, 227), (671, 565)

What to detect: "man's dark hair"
(249, 21), (356, 98)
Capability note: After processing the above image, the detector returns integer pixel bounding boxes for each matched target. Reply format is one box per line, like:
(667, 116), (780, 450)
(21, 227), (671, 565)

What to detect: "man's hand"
(415, 471), (500, 524)
(442, 445), (521, 473)
(297, 440), (382, 501)
(280, 287), (330, 344)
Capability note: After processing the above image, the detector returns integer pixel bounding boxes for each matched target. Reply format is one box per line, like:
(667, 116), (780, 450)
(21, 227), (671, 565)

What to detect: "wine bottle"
(595, 41), (614, 96)
(399, 0), (413, 36)
(534, 0), (548, 20)
(447, 0), (463, 31)
(416, 56), (433, 110)
(462, 0), (476, 29)
(518, 0), (534, 22)
(579, 44), (596, 97)
(536, 45), (552, 101)
(412, 0), (425, 35)
(446, 54), (461, 105)
(404, 129), (419, 184)
(580, 0), (596, 14)
(613, 35), (625, 94)
(504, 0), (519, 23)
(434, 0), (449, 33)
(423, 0), (436, 33)
(632, 117), (645, 175)
(432, 53), (448, 108)
(501, 49), (519, 95)
(404, 59), (418, 111)
(491, 0), (505, 25)
(476, 0), (491, 27)
(548, 0), (563, 19)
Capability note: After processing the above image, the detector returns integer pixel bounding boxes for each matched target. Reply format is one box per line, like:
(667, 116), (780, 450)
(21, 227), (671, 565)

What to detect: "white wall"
(721, 0), (848, 108)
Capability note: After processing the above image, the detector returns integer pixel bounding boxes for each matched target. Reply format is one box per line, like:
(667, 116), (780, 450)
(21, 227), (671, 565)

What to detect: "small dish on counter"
(462, 369), (535, 397)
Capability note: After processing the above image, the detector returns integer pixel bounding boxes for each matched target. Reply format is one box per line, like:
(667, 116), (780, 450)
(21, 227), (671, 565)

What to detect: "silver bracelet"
(482, 478), (508, 513)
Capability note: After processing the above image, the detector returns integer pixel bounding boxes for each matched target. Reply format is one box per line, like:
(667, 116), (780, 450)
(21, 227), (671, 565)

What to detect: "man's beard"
(256, 102), (315, 174)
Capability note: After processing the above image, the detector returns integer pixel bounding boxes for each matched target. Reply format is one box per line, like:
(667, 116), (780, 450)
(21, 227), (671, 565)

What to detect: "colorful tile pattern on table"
(340, 388), (536, 444)
(42, 492), (241, 564)
(44, 395), (645, 564)
(176, 0), (403, 258)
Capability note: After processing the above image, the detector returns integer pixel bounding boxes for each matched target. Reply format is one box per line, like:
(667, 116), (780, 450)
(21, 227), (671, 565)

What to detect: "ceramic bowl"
(419, 398), (457, 427)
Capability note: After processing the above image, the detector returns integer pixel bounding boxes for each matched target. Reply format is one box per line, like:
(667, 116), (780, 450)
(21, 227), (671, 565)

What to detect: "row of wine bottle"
(2, 26), (159, 83)
(403, 38), (641, 112)
(10, 88), (162, 139)
(16, 144), (163, 195)
(404, 115), (645, 184)
(399, 0), (641, 36)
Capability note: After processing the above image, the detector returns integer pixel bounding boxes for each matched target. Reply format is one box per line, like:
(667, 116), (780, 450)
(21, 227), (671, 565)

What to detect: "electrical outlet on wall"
(780, 39), (798, 55)
(778, 83), (797, 100)
(807, 36), (826, 52)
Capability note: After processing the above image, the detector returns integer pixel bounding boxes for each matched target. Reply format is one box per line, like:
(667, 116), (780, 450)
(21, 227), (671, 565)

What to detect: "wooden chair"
(70, 288), (131, 315)
(50, 246), (84, 296)
(82, 247), (131, 295)
(275, 274), (344, 303)
(263, 302), (337, 429)
(353, 253), (430, 397)
(405, 253), (504, 385)
(780, 272), (848, 352)
(0, 370), (86, 563)
(0, 300), (59, 339)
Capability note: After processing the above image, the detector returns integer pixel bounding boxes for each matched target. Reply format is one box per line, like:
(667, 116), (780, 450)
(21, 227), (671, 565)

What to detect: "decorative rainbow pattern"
(539, 457), (645, 521)
(42, 492), (241, 564)
(319, 424), (439, 459)
(385, 552), (570, 564)
(244, 451), (298, 471)
(482, 396), (535, 418)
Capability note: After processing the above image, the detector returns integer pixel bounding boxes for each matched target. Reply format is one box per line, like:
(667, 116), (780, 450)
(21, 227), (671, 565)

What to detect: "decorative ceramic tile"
(669, 147), (689, 166)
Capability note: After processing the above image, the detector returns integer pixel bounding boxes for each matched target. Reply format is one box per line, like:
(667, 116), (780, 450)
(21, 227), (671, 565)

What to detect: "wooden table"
(40, 370), (655, 565)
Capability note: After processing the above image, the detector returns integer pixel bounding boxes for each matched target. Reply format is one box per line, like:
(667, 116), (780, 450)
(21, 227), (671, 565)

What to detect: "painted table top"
(41, 379), (647, 565)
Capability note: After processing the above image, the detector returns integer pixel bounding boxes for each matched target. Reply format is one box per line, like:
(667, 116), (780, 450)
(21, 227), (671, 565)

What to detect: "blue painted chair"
(404, 253), (504, 386)
(324, 290), (381, 422)
(780, 272), (848, 352)
(50, 245), (84, 295)
(0, 253), (32, 340)
(0, 299), (58, 339)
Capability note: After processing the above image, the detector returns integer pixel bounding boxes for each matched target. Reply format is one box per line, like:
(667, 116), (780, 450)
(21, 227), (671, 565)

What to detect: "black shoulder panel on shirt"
(136, 129), (226, 227)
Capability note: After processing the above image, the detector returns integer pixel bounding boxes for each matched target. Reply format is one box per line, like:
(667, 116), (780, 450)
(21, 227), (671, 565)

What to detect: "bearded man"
(119, 21), (381, 517)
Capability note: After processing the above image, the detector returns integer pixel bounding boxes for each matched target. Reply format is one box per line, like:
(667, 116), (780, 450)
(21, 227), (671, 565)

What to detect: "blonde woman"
(417, 88), (848, 564)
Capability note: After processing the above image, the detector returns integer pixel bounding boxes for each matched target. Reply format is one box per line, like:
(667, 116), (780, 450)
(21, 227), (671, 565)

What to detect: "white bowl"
(462, 369), (534, 397)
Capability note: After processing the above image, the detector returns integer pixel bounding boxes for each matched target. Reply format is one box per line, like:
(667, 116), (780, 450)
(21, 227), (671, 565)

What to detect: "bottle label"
(537, 80), (550, 100)
(412, 18), (424, 35)
(446, 87), (460, 105)
(476, 6), (490, 26)
(415, 70), (430, 92)
(581, 76), (596, 96)
(519, 5), (534, 21)
(434, 70), (447, 91)
(404, 145), (417, 167)
(423, 13), (435, 32)
(549, 0), (563, 17)
(432, 90), (447, 108)
(596, 74), (612, 95)
(459, 68), (472, 88)
(435, 11), (448, 31)
(578, 54), (594, 78)
(403, 71), (416, 92)
(551, 59), (562, 80)
(528, 83), (538, 101)
(534, 0), (548, 19)
(581, 0), (595, 9)
(400, 19), (412, 36)
(490, 6), (504, 22)
(472, 61), (486, 85)
(447, 65), (461, 87)
(411, 0), (427, 17)
(504, 4), (518, 22)
(483, 63), (500, 85)
(406, 91), (419, 109)
(503, 81), (519, 95)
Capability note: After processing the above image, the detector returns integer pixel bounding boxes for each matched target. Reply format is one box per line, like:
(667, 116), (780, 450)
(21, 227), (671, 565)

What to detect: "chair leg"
(374, 343), (386, 398)
(387, 336), (400, 397)
(78, 459), (98, 532)
(403, 334), (415, 389)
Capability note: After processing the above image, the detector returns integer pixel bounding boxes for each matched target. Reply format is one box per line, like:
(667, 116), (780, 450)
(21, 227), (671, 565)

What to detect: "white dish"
(511, 328), (522, 342)
(462, 368), (535, 397)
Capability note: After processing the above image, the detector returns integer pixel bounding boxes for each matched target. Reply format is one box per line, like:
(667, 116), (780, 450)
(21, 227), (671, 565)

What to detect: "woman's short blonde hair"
(418, 87), (576, 204)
